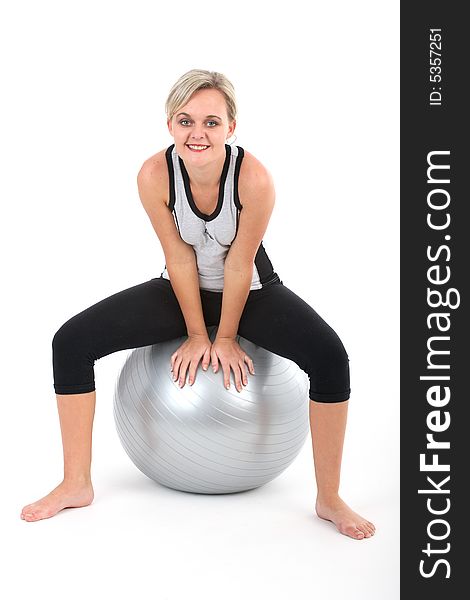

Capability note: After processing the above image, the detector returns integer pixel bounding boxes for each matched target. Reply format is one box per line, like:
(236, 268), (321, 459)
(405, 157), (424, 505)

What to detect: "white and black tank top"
(160, 143), (280, 292)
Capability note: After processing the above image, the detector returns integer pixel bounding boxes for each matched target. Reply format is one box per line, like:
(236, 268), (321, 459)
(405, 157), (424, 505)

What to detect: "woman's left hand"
(210, 337), (255, 392)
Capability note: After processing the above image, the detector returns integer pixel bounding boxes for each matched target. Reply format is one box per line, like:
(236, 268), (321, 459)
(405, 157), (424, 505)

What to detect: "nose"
(190, 124), (205, 140)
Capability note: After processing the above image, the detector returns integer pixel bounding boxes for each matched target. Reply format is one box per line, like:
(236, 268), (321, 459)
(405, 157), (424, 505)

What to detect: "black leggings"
(52, 276), (350, 402)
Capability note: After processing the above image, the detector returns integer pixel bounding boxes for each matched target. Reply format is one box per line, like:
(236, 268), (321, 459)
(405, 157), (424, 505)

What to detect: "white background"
(1, 1), (399, 598)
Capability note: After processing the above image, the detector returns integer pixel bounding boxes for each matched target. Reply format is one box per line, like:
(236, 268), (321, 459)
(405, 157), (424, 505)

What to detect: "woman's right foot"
(21, 480), (94, 522)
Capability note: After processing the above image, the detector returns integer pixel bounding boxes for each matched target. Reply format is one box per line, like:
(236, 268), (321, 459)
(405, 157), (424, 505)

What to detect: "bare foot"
(315, 494), (376, 540)
(20, 480), (94, 522)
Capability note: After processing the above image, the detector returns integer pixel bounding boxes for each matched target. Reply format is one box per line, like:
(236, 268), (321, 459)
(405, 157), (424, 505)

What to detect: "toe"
(358, 524), (371, 538)
(26, 509), (48, 522)
(354, 529), (365, 539)
(343, 523), (364, 539)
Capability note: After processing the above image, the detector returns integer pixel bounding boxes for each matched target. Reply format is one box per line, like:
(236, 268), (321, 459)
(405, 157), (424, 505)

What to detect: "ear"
(227, 119), (236, 138)
(167, 118), (173, 136)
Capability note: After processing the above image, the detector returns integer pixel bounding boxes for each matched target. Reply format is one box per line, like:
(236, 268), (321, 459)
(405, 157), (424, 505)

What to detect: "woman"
(21, 69), (375, 540)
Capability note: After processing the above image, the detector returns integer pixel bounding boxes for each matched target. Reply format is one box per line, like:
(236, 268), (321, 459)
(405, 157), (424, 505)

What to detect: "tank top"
(160, 143), (280, 292)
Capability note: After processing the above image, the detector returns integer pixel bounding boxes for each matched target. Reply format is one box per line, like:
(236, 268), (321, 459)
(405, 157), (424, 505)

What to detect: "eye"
(178, 119), (219, 127)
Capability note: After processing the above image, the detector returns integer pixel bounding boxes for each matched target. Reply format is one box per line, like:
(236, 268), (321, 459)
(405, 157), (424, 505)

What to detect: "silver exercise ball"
(113, 325), (310, 494)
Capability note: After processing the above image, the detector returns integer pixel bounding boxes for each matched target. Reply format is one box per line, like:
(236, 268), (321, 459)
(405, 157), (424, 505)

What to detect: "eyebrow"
(176, 112), (222, 120)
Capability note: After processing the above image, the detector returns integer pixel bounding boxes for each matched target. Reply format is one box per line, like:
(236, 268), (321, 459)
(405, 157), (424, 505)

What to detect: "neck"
(181, 146), (227, 189)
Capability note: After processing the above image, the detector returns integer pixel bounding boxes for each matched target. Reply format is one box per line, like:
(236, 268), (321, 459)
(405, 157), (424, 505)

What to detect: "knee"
(305, 329), (349, 371)
(52, 319), (74, 353)
(304, 335), (350, 402)
(52, 316), (90, 357)
(311, 342), (349, 381)
(52, 317), (97, 395)
(52, 316), (96, 369)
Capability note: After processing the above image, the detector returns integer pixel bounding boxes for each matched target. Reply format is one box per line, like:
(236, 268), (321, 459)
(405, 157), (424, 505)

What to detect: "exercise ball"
(113, 325), (309, 494)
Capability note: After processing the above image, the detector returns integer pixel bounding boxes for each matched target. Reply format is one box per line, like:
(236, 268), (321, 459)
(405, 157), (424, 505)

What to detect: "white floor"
(6, 356), (399, 600)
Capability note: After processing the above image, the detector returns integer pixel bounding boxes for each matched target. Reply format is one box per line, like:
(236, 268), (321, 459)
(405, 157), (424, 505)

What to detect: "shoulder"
(237, 149), (275, 207)
(137, 147), (171, 205)
(238, 149), (273, 187)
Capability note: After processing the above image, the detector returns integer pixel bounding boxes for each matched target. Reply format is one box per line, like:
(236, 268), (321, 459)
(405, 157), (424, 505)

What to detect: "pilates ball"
(114, 326), (309, 494)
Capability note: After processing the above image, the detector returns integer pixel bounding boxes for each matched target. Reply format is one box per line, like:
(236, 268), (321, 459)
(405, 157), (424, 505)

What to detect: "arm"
(216, 264), (253, 339)
(210, 153), (275, 391)
(216, 153), (276, 340)
(137, 155), (207, 337)
(166, 261), (207, 337)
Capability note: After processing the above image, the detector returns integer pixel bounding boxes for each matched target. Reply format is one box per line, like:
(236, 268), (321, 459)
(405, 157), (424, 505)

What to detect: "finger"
(173, 356), (183, 381)
(178, 361), (189, 388)
(188, 361), (198, 386)
(172, 356), (182, 382)
(170, 352), (177, 371)
(239, 360), (248, 386)
(211, 350), (219, 373)
(202, 347), (211, 372)
(233, 364), (243, 393)
(222, 363), (231, 390)
(245, 355), (255, 375)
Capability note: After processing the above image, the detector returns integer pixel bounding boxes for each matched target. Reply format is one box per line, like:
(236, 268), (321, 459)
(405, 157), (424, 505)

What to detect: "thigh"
(54, 277), (188, 360)
(238, 282), (350, 397)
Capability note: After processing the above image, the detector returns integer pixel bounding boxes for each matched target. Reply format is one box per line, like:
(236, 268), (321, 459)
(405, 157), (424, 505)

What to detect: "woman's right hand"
(170, 333), (212, 389)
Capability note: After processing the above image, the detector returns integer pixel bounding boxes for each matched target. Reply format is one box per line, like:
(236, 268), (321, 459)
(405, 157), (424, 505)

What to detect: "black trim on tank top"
(178, 144), (231, 222)
(173, 210), (181, 234)
(234, 146), (244, 234)
(164, 145), (182, 240)
(233, 146), (244, 211)
(254, 242), (280, 286)
(165, 144), (176, 211)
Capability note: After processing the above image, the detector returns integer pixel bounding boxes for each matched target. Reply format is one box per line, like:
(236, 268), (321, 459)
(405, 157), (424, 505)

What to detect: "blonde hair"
(165, 69), (237, 123)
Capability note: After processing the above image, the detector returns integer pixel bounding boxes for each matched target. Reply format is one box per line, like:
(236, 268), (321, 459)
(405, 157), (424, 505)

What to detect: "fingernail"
(226, 384), (230, 390)
(203, 366), (207, 371)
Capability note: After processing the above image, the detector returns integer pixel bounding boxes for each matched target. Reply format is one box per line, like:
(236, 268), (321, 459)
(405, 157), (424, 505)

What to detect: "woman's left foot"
(315, 494), (376, 540)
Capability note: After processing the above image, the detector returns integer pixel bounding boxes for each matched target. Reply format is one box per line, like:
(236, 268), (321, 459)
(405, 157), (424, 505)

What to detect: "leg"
(310, 400), (375, 539)
(21, 277), (186, 522)
(21, 392), (96, 521)
(239, 281), (375, 539)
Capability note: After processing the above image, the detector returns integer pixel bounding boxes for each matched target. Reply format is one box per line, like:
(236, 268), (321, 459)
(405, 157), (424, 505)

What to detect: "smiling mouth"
(186, 144), (209, 152)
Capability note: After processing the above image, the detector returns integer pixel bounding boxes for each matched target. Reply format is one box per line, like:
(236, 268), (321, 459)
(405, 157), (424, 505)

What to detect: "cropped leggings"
(52, 276), (351, 402)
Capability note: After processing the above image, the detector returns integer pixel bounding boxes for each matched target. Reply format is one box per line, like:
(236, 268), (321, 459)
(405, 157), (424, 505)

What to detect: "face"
(167, 88), (236, 162)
